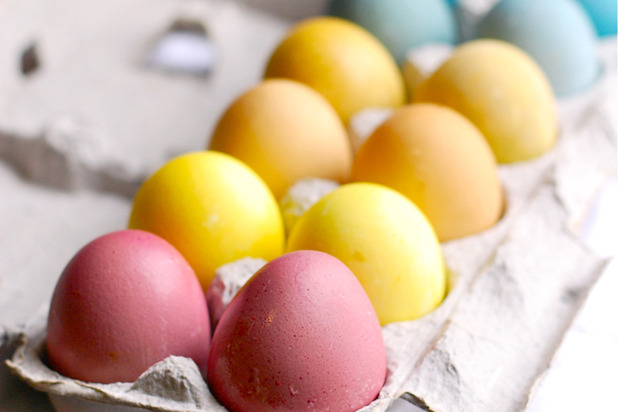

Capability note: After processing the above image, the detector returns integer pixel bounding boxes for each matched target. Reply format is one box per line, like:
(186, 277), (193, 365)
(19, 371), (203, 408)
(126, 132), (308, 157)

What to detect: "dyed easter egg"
(208, 250), (385, 411)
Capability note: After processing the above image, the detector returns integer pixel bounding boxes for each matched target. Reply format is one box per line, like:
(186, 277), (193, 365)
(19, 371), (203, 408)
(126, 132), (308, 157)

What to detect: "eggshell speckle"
(478, 0), (601, 96)
(207, 250), (386, 412)
(46, 229), (211, 384)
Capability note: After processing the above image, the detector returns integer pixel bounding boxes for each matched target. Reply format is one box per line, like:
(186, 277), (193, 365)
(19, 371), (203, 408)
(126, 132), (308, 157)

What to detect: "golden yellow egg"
(351, 103), (504, 242)
(287, 182), (446, 325)
(264, 17), (406, 124)
(208, 79), (352, 199)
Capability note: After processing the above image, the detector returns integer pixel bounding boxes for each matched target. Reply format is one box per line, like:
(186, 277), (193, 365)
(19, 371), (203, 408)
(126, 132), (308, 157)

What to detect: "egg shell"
(415, 39), (558, 163)
(264, 17), (406, 124)
(46, 229), (211, 384)
(287, 183), (446, 325)
(208, 79), (352, 199)
(207, 250), (386, 412)
(128, 151), (285, 291)
(577, 0), (617, 36)
(327, 0), (457, 65)
(478, 0), (601, 96)
(351, 103), (503, 242)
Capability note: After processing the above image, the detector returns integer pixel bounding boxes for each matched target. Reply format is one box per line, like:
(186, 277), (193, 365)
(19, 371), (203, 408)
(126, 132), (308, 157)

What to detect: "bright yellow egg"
(208, 79), (352, 199)
(264, 17), (406, 124)
(128, 151), (285, 291)
(414, 39), (558, 163)
(351, 104), (504, 242)
(286, 182), (446, 325)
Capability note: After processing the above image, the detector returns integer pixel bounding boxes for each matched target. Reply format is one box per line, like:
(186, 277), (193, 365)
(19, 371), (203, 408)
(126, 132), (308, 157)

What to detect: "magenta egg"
(46, 229), (211, 383)
(207, 250), (386, 411)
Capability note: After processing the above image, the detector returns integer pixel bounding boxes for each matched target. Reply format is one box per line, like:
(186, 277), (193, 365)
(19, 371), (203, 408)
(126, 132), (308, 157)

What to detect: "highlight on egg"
(287, 182), (446, 325)
(414, 39), (558, 164)
(208, 79), (352, 199)
(46, 229), (211, 384)
(207, 250), (386, 412)
(351, 103), (504, 242)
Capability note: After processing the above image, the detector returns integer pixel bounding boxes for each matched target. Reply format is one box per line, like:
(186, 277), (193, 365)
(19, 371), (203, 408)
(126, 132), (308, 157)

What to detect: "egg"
(415, 39), (558, 163)
(287, 183), (446, 325)
(46, 229), (211, 384)
(478, 0), (601, 96)
(264, 17), (406, 124)
(577, 0), (617, 36)
(351, 104), (503, 242)
(207, 250), (386, 412)
(128, 151), (284, 292)
(208, 79), (352, 199)
(327, 0), (457, 65)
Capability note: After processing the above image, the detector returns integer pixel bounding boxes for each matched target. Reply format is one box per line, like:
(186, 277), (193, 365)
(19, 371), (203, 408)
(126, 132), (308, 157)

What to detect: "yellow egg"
(208, 79), (352, 199)
(351, 104), (503, 242)
(286, 182), (446, 325)
(128, 151), (285, 291)
(264, 17), (406, 124)
(414, 39), (558, 163)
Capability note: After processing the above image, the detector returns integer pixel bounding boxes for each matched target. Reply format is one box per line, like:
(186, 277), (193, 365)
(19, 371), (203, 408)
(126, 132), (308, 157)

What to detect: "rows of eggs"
(44, 1), (614, 411)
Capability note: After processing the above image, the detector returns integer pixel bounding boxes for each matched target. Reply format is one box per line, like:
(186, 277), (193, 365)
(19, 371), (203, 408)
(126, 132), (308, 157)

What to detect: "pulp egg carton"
(3, 1), (617, 411)
(7, 37), (617, 411)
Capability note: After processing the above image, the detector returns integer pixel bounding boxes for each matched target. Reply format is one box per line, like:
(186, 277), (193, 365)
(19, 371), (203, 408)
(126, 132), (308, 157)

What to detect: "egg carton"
(3, 0), (617, 410)
(6, 35), (617, 411)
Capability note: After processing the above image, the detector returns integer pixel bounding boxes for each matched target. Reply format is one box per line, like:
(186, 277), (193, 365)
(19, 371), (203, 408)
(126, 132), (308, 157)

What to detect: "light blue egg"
(327, 0), (457, 65)
(577, 0), (617, 36)
(478, 0), (601, 96)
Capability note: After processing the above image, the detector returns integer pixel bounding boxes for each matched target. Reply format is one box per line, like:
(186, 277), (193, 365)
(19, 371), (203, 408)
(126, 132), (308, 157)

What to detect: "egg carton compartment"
(2, 0), (617, 411)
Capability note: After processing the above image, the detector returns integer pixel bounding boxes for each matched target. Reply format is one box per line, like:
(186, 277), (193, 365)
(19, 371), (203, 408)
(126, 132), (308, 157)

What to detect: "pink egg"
(46, 229), (211, 384)
(207, 250), (386, 412)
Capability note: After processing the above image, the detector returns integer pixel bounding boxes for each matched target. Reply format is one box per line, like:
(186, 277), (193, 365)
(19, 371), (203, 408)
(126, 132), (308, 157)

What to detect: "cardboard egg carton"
(2, 0), (616, 411)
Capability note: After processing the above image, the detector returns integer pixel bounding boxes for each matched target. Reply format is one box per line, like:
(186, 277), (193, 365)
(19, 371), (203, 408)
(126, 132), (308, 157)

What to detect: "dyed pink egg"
(46, 229), (211, 384)
(207, 250), (386, 411)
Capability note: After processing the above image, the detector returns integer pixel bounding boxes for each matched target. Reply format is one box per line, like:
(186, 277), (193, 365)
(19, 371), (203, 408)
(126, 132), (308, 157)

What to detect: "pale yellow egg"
(414, 39), (558, 163)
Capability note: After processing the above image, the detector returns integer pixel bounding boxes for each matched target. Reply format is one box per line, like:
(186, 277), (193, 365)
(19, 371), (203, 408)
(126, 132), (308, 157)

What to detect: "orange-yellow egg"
(351, 103), (503, 242)
(208, 79), (352, 199)
(264, 17), (406, 124)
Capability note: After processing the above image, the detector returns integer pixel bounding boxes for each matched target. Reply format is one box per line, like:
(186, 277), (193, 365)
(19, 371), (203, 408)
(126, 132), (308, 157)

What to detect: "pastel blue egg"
(577, 0), (617, 36)
(327, 0), (457, 65)
(478, 0), (601, 96)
